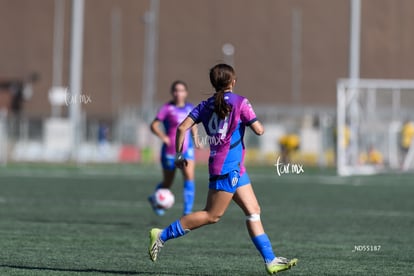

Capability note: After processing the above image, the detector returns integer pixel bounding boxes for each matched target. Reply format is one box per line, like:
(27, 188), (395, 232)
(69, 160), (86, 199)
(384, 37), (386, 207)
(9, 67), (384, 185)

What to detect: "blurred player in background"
(148, 64), (297, 274)
(148, 80), (198, 216)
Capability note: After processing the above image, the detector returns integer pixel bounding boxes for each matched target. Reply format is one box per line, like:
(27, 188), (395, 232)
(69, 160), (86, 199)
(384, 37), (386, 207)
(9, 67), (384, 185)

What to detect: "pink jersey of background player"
(156, 101), (194, 156)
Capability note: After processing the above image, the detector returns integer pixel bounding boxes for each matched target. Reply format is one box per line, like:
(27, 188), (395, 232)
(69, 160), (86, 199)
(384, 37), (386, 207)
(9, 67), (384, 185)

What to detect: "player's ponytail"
(209, 64), (235, 119)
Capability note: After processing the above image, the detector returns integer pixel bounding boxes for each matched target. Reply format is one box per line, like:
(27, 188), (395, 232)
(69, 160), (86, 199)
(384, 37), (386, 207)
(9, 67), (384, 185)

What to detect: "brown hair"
(209, 64), (235, 119)
(170, 80), (188, 94)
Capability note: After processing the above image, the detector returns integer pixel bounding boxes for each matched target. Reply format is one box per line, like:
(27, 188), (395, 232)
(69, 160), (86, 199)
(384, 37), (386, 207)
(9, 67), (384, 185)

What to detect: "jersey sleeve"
(154, 104), (168, 121)
(188, 101), (206, 124)
(240, 98), (257, 126)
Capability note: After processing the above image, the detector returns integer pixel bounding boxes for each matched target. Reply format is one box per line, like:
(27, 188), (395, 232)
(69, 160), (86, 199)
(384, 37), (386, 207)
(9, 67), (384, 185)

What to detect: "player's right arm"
(150, 120), (170, 146)
(150, 104), (170, 146)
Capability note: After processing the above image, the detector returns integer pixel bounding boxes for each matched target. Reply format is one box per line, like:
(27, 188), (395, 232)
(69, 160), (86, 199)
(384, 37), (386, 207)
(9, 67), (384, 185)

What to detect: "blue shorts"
(161, 146), (194, 171)
(209, 171), (251, 194)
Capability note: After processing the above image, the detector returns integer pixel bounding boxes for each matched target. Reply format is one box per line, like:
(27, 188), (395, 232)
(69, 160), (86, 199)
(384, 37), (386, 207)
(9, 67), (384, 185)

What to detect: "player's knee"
(246, 213), (261, 222)
(248, 204), (261, 216)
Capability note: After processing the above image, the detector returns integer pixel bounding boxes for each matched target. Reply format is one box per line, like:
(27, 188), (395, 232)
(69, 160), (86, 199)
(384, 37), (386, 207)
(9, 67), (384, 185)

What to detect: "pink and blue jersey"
(155, 102), (194, 156)
(189, 92), (257, 177)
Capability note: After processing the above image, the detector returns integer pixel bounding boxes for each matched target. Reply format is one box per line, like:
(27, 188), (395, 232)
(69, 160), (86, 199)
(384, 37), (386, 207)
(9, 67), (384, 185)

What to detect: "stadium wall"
(1, 0), (414, 118)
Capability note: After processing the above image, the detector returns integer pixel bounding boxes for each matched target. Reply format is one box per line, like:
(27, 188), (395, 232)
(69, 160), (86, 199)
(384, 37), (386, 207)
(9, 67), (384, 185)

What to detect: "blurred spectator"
(400, 119), (414, 158)
(333, 124), (351, 164)
(0, 73), (38, 114)
(278, 134), (300, 163)
(359, 146), (383, 165)
(98, 122), (110, 159)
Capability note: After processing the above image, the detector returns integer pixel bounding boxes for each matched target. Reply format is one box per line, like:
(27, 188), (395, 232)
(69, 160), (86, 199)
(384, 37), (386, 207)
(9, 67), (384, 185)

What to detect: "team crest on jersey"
(231, 176), (238, 186)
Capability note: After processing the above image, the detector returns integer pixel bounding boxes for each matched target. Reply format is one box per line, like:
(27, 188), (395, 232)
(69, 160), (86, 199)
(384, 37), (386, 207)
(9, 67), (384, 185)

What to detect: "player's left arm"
(240, 98), (264, 135)
(250, 120), (265, 136)
(175, 116), (195, 168)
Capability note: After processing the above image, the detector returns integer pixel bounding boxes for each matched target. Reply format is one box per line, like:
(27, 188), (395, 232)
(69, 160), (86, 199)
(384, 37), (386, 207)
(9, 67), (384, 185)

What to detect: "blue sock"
(160, 219), (187, 243)
(183, 180), (195, 215)
(252, 234), (276, 263)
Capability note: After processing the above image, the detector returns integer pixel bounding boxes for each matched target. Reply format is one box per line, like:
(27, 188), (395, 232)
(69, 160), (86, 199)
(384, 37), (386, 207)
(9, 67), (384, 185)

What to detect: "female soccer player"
(148, 80), (198, 216)
(148, 64), (297, 274)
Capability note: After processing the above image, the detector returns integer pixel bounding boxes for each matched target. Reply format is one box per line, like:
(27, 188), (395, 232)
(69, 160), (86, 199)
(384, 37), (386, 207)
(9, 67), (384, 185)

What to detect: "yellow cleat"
(148, 228), (163, 262)
(266, 257), (298, 274)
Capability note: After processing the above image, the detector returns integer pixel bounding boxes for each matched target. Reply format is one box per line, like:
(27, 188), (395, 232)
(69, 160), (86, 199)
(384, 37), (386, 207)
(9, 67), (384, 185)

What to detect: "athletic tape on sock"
(246, 213), (261, 222)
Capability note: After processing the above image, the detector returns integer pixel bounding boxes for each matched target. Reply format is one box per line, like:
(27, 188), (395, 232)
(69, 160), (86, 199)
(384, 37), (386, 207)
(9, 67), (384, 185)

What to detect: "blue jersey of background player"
(149, 80), (199, 216)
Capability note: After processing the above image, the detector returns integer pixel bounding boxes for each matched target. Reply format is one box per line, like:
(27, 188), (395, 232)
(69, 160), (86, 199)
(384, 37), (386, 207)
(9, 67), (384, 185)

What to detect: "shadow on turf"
(0, 264), (198, 275)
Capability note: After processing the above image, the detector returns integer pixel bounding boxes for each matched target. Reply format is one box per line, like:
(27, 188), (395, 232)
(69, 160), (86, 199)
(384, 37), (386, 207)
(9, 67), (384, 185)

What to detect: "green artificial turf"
(0, 164), (413, 275)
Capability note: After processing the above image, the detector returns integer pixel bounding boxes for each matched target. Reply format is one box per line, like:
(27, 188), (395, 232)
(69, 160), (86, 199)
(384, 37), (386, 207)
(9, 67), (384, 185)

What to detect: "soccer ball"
(154, 188), (175, 209)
